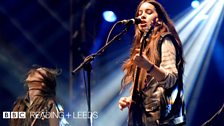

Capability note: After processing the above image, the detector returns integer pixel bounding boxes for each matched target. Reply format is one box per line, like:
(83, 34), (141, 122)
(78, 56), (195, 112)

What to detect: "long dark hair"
(121, 0), (184, 89)
(10, 67), (61, 126)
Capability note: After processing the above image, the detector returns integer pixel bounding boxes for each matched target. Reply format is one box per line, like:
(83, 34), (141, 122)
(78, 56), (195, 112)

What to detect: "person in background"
(118, 0), (186, 125)
(10, 66), (63, 126)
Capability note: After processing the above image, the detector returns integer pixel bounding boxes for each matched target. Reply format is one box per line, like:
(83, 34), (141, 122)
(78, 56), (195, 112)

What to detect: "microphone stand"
(72, 22), (132, 126)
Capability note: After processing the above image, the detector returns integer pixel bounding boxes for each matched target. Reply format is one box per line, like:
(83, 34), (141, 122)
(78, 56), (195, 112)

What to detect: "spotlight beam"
(175, 0), (209, 33)
(178, 0), (216, 44)
(184, 0), (224, 103)
(185, 1), (224, 125)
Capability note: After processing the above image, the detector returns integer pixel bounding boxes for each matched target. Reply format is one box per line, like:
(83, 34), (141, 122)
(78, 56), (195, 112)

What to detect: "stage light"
(191, 0), (200, 9)
(102, 11), (117, 22)
(175, 0), (224, 125)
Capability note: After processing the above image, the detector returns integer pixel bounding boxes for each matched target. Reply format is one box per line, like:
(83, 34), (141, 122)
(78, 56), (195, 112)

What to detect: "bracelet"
(147, 64), (154, 74)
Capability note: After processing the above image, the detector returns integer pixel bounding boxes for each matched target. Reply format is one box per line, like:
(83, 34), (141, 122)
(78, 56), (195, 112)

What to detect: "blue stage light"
(103, 11), (117, 22)
(191, 0), (200, 9)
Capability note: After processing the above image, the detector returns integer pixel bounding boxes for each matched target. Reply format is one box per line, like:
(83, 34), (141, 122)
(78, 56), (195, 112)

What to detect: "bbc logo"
(3, 112), (26, 119)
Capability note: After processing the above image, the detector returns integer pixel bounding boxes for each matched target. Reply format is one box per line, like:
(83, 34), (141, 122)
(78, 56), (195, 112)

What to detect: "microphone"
(119, 17), (142, 25)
